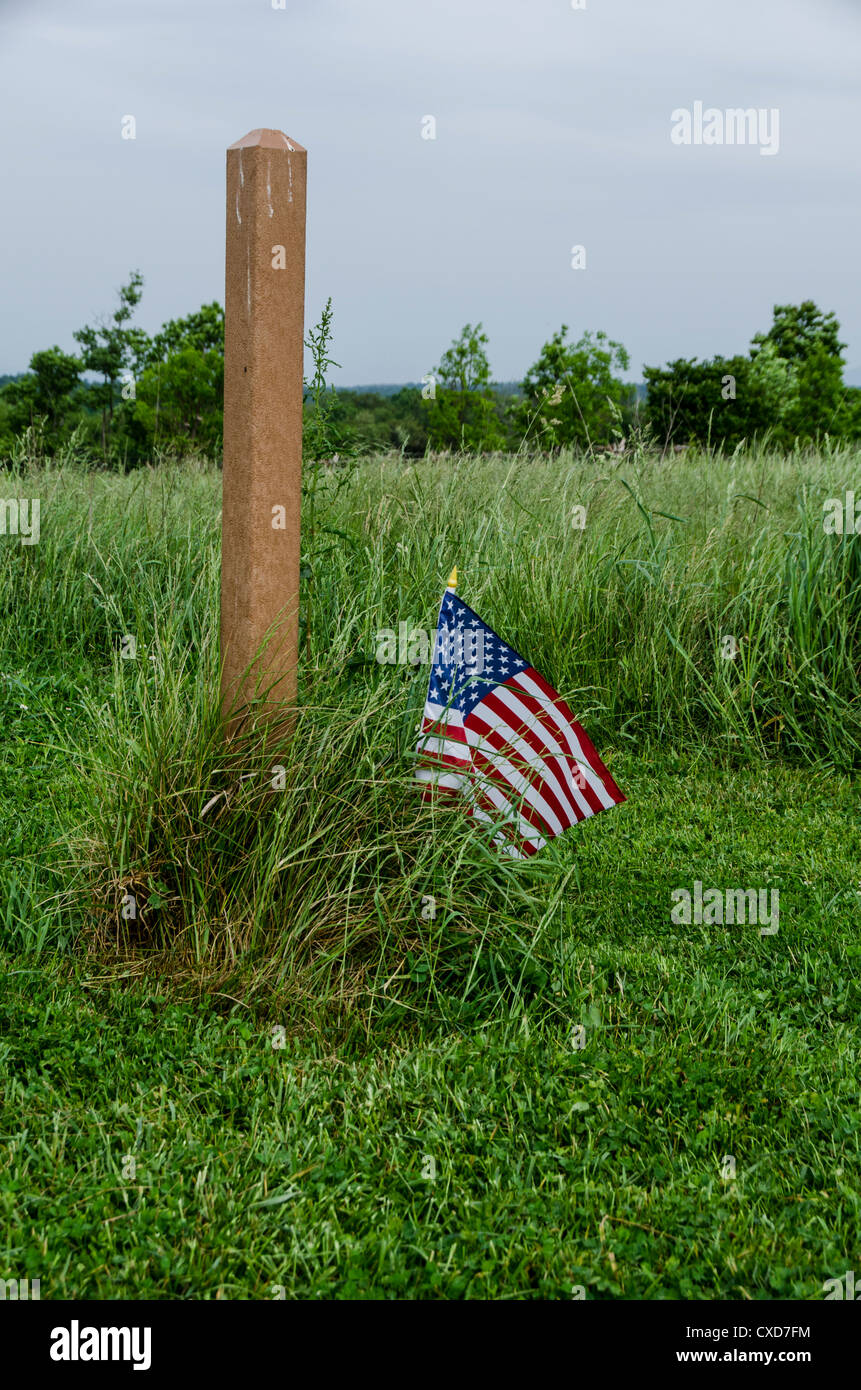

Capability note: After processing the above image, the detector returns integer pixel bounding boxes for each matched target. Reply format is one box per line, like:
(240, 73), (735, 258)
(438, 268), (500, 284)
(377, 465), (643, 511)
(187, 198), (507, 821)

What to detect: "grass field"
(1, 443), (859, 1299)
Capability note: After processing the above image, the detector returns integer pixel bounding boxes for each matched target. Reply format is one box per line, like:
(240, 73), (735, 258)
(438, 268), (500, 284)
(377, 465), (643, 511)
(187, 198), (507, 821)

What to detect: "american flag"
(415, 582), (625, 859)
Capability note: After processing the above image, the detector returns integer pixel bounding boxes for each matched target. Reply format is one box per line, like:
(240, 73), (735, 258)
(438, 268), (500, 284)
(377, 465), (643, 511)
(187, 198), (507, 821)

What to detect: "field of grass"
(1, 442), (859, 1298)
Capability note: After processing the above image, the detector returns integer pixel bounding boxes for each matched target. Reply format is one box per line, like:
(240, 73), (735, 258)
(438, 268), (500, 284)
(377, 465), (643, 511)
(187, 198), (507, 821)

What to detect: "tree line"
(1, 270), (858, 466)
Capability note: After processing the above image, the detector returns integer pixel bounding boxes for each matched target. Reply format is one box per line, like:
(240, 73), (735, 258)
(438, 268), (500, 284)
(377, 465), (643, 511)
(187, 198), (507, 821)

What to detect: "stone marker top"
(228, 128), (307, 153)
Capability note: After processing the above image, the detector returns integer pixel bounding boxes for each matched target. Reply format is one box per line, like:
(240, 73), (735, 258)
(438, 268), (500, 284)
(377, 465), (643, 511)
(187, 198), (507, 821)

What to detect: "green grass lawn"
(1, 446), (859, 1298)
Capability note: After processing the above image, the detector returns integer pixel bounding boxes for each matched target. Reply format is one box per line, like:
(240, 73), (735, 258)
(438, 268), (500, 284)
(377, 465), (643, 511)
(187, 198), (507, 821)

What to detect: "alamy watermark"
(50, 1323), (151, 1370)
(0, 1277), (40, 1300)
(0, 498), (40, 545)
(671, 102), (780, 157)
(671, 882), (779, 935)
(823, 1271), (861, 1300)
(375, 621), (487, 675)
(823, 491), (860, 534)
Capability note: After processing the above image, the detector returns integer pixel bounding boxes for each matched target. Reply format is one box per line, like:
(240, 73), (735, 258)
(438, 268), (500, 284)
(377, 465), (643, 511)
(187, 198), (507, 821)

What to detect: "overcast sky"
(1, 0), (859, 384)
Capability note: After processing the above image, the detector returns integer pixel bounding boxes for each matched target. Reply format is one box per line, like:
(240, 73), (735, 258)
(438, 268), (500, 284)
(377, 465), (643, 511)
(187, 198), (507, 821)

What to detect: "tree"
(29, 347), (83, 431)
(328, 387), (430, 456)
(643, 355), (759, 451)
(144, 302), (224, 366)
(132, 347), (223, 456)
(516, 327), (632, 451)
(745, 339), (798, 440)
(644, 302), (853, 451)
(73, 270), (147, 455)
(792, 341), (846, 440)
(752, 302), (849, 442)
(425, 323), (505, 451)
(436, 322), (493, 394)
(838, 387), (861, 441)
(0, 346), (82, 449)
(752, 301), (846, 366)
(119, 300), (226, 461)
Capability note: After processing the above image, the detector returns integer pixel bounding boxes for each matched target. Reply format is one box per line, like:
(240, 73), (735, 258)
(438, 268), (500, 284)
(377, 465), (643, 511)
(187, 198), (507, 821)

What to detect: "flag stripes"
(415, 587), (625, 859)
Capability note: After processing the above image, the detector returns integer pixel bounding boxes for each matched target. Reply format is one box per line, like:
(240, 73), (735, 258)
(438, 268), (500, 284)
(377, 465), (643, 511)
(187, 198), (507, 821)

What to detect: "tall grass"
(0, 442), (858, 1012)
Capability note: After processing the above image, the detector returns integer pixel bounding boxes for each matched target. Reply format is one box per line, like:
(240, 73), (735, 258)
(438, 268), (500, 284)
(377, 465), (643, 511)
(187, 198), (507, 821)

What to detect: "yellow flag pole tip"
(447, 566), (458, 590)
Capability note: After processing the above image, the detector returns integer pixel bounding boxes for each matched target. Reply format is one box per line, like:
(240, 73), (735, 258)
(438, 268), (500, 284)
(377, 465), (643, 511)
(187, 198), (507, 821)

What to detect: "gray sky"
(1, 0), (860, 384)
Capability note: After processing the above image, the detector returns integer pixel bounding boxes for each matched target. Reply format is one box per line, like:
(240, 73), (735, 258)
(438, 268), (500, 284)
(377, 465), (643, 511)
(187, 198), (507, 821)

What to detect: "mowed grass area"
(1, 444), (859, 1298)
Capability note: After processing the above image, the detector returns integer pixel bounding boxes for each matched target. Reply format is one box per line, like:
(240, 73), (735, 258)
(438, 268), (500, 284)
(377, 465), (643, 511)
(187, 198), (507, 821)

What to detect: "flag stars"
(428, 595), (529, 714)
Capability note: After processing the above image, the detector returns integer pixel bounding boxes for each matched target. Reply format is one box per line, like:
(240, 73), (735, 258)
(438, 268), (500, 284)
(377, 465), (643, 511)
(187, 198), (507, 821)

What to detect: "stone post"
(221, 127), (307, 735)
